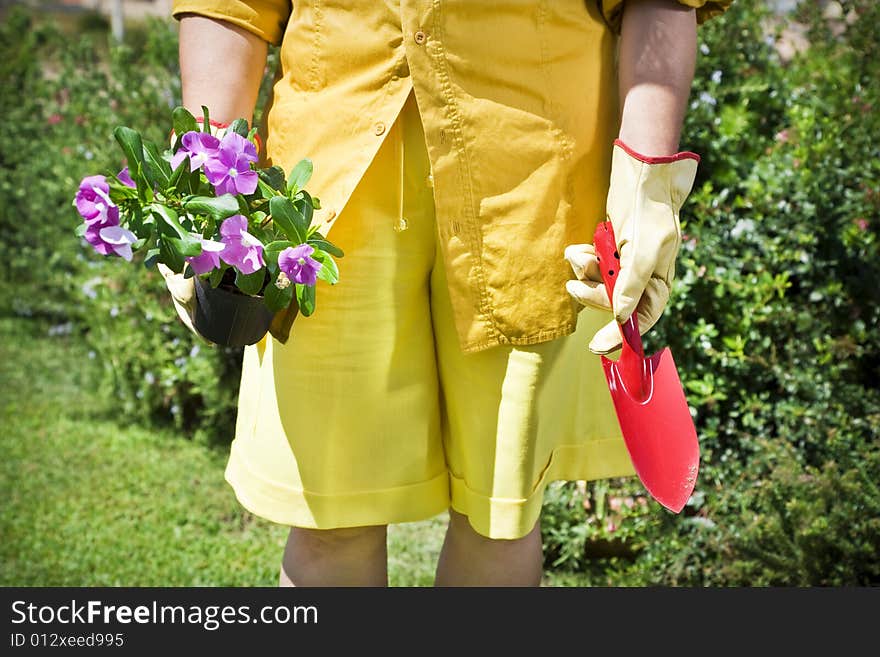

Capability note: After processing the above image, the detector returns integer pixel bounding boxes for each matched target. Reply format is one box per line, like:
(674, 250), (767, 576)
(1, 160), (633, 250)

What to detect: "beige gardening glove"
(157, 263), (206, 340)
(565, 140), (699, 355)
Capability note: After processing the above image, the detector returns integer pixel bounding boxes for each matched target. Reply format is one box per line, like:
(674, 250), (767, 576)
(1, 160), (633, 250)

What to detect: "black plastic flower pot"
(192, 275), (276, 348)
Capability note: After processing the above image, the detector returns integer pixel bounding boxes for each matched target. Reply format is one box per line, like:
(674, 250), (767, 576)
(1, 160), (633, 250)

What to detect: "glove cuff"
(613, 138), (700, 165)
(610, 139), (701, 214)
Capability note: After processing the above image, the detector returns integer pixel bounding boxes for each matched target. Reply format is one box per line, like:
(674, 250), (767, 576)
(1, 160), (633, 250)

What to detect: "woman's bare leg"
(279, 525), (388, 587)
(434, 509), (543, 586)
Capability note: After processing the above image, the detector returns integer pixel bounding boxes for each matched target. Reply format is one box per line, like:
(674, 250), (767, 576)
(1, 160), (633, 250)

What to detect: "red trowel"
(593, 221), (699, 513)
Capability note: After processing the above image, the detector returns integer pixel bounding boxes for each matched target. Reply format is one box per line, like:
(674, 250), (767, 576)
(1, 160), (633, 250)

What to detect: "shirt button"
(425, 173), (434, 188)
(373, 122), (386, 136)
(414, 30), (427, 44)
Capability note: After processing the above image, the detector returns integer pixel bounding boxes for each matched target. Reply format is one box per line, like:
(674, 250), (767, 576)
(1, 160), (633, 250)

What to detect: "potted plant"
(73, 106), (342, 347)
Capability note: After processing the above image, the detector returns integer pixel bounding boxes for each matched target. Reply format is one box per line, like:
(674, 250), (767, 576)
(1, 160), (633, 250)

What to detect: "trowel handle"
(593, 221), (645, 361)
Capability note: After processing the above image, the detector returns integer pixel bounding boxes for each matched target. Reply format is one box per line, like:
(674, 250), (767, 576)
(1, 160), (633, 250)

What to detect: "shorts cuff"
(224, 442), (451, 530)
(450, 439), (635, 540)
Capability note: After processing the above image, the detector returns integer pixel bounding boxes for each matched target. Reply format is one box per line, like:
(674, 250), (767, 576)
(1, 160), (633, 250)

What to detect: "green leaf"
(208, 267), (225, 288)
(269, 196), (307, 243)
(257, 178), (278, 200)
(151, 206), (201, 260)
(159, 235), (185, 273)
(264, 278), (294, 313)
(297, 190), (315, 229)
(74, 222), (86, 237)
(167, 155), (190, 192)
(295, 283), (316, 316)
(259, 165), (286, 192)
(172, 106), (198, 140)
(114, 126), (144, 168)
(311, 249), (339, 285)
(236, 194), (250, 215)
(201, 105), (211, 133)
(113, 126), (148, 200)
(108, 180), (139, 200)
(264, 240), (295, 252)
(235, 268), (266, 296)
(149, 204), (187, 240)
(184, 168), (202, 196)
(286, 159), (313, 194)
(183, 194), (241, 220)
(127, 206), (147, 234)
(143, 248), (160, 269)
(143, 140), (172, 189)
(167, 236), (202, 257)
(230, 118), (249, 138)
(307, 236), (344, 258)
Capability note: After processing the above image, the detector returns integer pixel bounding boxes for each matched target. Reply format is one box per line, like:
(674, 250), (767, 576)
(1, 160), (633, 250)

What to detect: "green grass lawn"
(0, 316), (585, 586)
(0, 316), (448, 586)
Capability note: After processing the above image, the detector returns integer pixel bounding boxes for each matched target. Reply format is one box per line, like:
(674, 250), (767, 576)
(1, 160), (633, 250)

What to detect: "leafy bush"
(1, 9), (240, 441)
(542, 0), (880, 586)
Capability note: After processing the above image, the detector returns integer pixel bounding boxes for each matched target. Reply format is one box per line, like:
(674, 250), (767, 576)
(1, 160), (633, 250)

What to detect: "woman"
(164, 0), (731, 586)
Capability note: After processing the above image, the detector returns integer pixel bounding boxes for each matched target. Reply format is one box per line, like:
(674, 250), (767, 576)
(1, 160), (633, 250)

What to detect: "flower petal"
(117, 167), (136, 188)
(99, 225), (137, 245)
(199, 238), (226, 252)
(112, 242), (134, 261)
(234, 170), (259, 195)
(91, 184), (115, 209)
(239, 230), (264, 249)
(220, 215), (248, 238)
(182, 130), (219, 153)
(78, 175), (108, 195)
(186, 250), (221, 274)
(221, 131), (258, 162)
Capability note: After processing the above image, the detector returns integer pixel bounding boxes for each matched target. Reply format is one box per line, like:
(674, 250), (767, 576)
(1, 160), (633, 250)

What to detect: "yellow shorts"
(225, 90), (635, 540)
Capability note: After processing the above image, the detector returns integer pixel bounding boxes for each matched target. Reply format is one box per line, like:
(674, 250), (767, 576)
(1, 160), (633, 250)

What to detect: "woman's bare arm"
(178, 14), (269, 125)
(617, 0), (698, 155)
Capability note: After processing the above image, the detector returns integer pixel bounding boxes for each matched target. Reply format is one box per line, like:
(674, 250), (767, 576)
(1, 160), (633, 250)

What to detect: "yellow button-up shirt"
(171, 0), (731, 353)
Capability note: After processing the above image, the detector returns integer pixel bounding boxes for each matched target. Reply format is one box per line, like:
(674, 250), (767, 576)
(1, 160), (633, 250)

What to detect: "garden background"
(1, 0), (877, 586)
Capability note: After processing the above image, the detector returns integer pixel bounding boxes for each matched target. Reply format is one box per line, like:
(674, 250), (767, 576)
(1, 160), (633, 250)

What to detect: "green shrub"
(541, 0), (880, 586)
(0, 9), (245, 442)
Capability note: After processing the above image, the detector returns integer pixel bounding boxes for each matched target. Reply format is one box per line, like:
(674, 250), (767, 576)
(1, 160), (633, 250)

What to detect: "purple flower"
(75, 175), (115, 224)
(76, 174), (138, 260)
(117, 166), (136, 188)
(85, 225), (138, 261)
(186, 237), (225, 275)
(219, 215), (264, 275)
(204, 132), (258, 196)
(170, 131), (220, 172)
(76, 175), (120, 256)
(278, 244), (322, 286)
